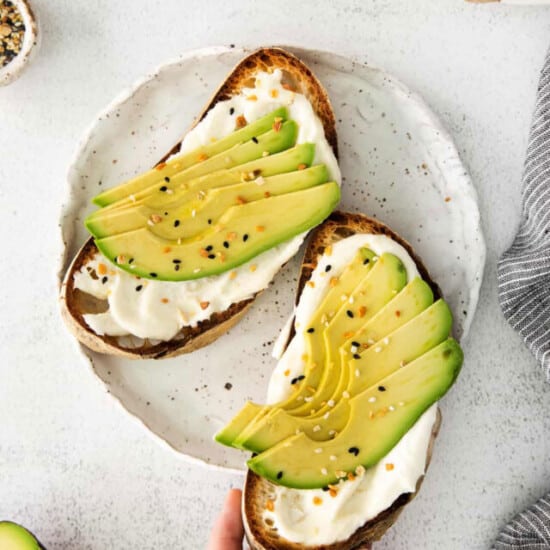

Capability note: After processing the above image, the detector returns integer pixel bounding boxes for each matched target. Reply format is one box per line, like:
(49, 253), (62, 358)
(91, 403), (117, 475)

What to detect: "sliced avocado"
(273, 248), (376, 413)
(247, 338), (463, 489)
(237, 279), (435, 452)
(87, 165), (329, 240)
(349, 299), (452, 395)
(93, 107), (289, 206)
(214, 401), (266, 447)
(88, 143), (316, 216)
(287, 253), (408, 417)
(0, 522), (44, 550)
(95, 182), (341, 281)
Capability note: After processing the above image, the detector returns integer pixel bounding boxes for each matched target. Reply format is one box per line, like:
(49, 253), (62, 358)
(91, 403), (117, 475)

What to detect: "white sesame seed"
(304, 397), (312, 402)
(129, 194), (136, 202)
(327, 399), (335, 407)
(314, 448), (323, 454)
(348, 296), (354, 304)
(355, 369), (360, 378)
(341, 294), (348, 301)
(374, 346), (382, 353)
(330, 455), (337, 461)
(313, 425), (321, 432)
(355, 465), (366, 475)
(329, 430), (336, 436)
(400, 360), (406, 367)
(255, 176), (265, 185)
(368, 396), (376, 403)
(166, 189), (174, 194)
(350, 345), (359, 354)
(398, 401), (405, 407)
(191, 209), (196, 217)
(383, 337), (389, 345)
(342, 391), (350, 399)
(367, 338), (375, 345)
(193, 268), (201, 273)
(323, 412), (330, 420)
(389, 405), (395, 411)
(295, 429), (302, 435)
(373, 256), (379, 262)
(147, 220), (154, 226)
(321, 468), (328, 475)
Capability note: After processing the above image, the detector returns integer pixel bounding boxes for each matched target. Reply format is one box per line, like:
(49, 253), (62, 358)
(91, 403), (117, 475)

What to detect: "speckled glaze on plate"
(58, 46), (485, 471)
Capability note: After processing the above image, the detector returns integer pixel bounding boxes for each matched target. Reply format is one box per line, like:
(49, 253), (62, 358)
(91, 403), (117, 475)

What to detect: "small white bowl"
(0, 0), (38, 86)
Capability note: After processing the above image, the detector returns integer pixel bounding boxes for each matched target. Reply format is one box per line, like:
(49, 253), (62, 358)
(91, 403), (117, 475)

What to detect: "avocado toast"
(216, 212), (463, 549)
(60, 48), (340, 359)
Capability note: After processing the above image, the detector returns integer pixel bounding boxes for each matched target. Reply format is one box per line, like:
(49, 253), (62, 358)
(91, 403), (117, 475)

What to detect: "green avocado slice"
(95, 182), (341, 281)
(88, 143), (316, 216)
(286, 253), (408, 417)
(0, 522), (44, 550)
(214, 401), (266, 447)
(86, 165), (329, 240)
(349, 299), (452, 396)
(237, 278), (435, 453)
(93, 107), (289, 207)
(247, 338), (463, 489)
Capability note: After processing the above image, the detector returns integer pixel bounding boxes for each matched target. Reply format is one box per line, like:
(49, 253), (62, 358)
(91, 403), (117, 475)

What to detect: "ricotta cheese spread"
(74, 69), (340, 341)
(264, 234), (438, 545)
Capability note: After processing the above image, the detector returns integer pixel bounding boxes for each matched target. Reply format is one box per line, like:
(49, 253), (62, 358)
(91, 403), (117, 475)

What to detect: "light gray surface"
(1, 1), (550, 549)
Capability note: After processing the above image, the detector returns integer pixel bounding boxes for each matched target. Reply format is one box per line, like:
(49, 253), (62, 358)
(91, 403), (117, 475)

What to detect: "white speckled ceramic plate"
(58, 46), (485, 471)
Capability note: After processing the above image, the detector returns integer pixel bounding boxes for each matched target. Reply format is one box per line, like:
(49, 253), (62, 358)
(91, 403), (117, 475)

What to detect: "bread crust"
(242, 211), (443, 550)
(60, 47), (337, 359)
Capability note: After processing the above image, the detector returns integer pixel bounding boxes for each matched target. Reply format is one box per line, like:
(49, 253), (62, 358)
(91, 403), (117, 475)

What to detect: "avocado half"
(0, 522), (46, 550)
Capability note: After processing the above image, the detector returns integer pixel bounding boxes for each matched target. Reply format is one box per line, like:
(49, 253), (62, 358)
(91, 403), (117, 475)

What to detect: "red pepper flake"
(255, 225), (265, 232)
(161, 298), (169, 304)
(265, 499), (275, 512)
(358, 306), (367, 318)
(155, 162), (167, 171)
(235, 115), (247, 129)
(97, 263), (107, 275)
(199, 248), (209, 258)
(395, 310), (401, 317)
(226, 232), (237, 241)
(297, 163), (307, 170)
(329, 276), (339, 288)
(264, 191), (271, 198)
(329, 488), (338, 498)
(199, 301), (210, 310)
(272, 117), (283, 132)
(247, 94), (258, 101)
(150, 214), (163, 224)
(162, 246), (172, 254)
(284, 369), (290, 377)
(347, 472), (356, 481)
(325, 246), (333, 256)
(197, 153), (209, 162)
(306, 281), (315, 288)
(250, 264), (257, 273)
(219, 253), (226, 263)
(385, 463), (394, 471)
(270, 89), (279, 98)
(229, 271), (237, 280)
(343, 331), (355, 339)
(236, 196), (247, 205)
(312, 496), (323, 506)
(444, 196), (451, 202)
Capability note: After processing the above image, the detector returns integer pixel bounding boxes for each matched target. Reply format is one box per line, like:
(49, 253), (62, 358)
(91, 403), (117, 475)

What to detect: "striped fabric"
(497, 50), (550, 379)
(493, 494), (550, 549)
(495, 52), (550, 548)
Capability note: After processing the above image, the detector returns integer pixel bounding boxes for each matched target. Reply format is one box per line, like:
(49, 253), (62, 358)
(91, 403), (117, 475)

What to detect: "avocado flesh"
(238, 278), (435, 453)
(247, 338), (463, 489)
(86, 165), (329, 240)
(274, 249), (376, 413)
(95, 182), (341, 281)
(287, 253), (408, 417)
(88, 143), (316, 216)
(349, 299), (452, 396)
(0, 522), (43, 550)
(93, 107), (289, 207)
(214, 401), (266, 447)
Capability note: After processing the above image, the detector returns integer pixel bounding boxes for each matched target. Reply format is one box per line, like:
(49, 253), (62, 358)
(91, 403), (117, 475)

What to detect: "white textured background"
(1, 1), (550, 549)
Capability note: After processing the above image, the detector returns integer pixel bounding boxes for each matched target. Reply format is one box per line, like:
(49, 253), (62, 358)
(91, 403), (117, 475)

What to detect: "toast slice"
(242, 211), (443, 549)
(60, 47), (337, 359)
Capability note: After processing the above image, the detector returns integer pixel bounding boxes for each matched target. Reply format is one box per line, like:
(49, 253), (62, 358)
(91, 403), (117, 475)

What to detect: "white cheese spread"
(264, 234), (438, 545)
(74, 69), (340, 341)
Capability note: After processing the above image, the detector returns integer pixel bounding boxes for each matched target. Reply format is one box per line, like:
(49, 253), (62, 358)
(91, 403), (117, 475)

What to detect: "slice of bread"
(60, 47), (337, 359)
(242, 211), (443, 550)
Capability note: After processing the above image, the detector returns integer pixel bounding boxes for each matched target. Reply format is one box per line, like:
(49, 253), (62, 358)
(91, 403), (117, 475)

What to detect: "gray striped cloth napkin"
(495, 51), (550, 549)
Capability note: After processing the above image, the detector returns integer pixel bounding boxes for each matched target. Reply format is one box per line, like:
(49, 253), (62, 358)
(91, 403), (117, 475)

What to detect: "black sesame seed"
(243, 234), (249, 242)
(352, 341), (360, 347)
(353, 353), (361, 360)
(322, 486), (330, 492)
(174, 219), (180, 227)
(325, 264), (332, 272)
(346, 310), (354, 318)
(135, 285), (143, 292)
(101, 276), (108, 284)
(128, 258), (134, 264)
(174, 264), (180, 271)
(307, 327), (315, 333)
(252, 136), (258, 144)
(348, 447), (360, 456)
(172, 259), (181, 264)
(159, 186), (168, 192)
(363, 258), (370, 265)
(378, 386), (386, 392)
(150, 273), (158, 278)
(205, 245), (213, 252)
(229, 107), (235, 115)
(208, 254), (216, 259)
(291, 375), (306, 385)
(164, 176), (170, 182)
(223, 241), (229, 248)
(164, 212), (168, 216)
(208, 219), (212, 225)
(277, 471), (283, 480)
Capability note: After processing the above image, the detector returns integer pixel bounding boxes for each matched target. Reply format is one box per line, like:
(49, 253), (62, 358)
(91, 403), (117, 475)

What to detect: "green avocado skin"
(0, 522), (45, 550)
